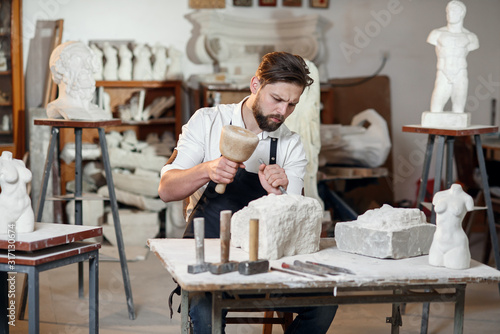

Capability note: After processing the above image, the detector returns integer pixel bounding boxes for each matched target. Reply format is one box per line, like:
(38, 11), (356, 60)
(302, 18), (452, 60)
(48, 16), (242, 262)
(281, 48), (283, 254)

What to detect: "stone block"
(231, 194), (323, 260)
(103, 209), (159, 246)
(335, 204), (436, 259)
(421, 111), (471, 128)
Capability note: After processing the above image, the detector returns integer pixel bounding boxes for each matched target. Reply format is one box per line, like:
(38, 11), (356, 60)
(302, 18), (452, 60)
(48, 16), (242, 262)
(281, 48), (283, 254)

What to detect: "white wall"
(22, 0), (500, 203)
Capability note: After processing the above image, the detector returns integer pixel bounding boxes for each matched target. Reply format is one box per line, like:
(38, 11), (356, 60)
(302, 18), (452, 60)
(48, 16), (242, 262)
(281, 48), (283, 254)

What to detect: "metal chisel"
(305, 261), (355, 275)
(293, 260), (339, 276)
(281, 262), (326, 277)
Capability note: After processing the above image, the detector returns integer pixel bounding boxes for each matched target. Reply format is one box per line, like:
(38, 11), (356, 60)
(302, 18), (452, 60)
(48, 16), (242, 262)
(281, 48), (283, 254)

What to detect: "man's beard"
(252, 93), (284, 132)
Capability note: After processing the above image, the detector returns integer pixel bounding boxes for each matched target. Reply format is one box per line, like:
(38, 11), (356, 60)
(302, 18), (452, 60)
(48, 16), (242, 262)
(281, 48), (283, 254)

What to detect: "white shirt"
(161, 98), (307, 216)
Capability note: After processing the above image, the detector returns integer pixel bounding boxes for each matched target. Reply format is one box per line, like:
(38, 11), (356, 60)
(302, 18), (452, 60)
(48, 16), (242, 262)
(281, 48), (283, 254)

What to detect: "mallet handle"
(194, 218), (205, 265)
(215, 183), (226, 194)
(249, 219), (259, 262)
(220, 210), (232, 263)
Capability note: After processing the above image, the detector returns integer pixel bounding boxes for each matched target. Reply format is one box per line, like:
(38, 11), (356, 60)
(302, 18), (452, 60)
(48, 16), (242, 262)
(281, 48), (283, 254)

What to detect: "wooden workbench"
(148, 238), (500, 334)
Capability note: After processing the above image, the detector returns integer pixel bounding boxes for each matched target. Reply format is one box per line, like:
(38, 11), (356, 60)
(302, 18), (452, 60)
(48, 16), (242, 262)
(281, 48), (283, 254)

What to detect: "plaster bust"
(428, 0), (479, 113)
(429, 183), (473, 269)
(0, 151), (35, 234)
(47, 41), (111, 120)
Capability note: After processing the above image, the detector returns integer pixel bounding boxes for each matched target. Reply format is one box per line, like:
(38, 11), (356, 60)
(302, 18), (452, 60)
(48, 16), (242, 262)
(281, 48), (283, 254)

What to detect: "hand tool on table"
(293, 260), (340, 276)
(281, 262), (327, 277)
(188, 217), (209, 274)
(305, 261), (355, 275)
(216, 125), (259, 194)
(238, 219), (269, 275)
(209, 210), (238, 274)
(258, 158), (287, 194)
(270, 266), (310, 278)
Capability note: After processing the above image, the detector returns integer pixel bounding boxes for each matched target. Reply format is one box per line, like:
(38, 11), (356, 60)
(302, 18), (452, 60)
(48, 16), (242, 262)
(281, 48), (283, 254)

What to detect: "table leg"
(420, 300), (430, 334)
(417, 135), (435, 211)
(474, 135), (500, 282)
(27, 268), (39, 334)
(75, 127), (84, 299)
(98, 128), (136, 320)
(89, 251), (99, 334)
(453, 285), (465, 334)
(0, 271), (8, 334)
(389, 289), (402, 334)
(445, 136), (455, 189)
(431, 135), (446, 224)
(211, 291), (223, 334)
(181, 289), (189, 334)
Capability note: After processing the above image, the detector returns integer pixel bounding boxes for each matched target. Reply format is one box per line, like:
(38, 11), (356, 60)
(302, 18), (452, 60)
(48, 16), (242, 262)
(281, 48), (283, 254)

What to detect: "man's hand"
(258, 162), (288, 195)
(207, 156), (245, 185)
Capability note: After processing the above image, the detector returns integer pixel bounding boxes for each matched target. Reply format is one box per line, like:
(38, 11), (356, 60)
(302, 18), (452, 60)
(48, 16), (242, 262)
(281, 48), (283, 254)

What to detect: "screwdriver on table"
(258, 158), (287, 194)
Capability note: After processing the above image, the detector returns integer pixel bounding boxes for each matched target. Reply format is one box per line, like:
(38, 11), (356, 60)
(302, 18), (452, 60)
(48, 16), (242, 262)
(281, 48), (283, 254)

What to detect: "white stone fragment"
(97, 186), (167, 212)
(103, 209), (159, 246)
(335, 204), (436, 259)
(111, 170), (160, 197)
(231, 194), (323, 260)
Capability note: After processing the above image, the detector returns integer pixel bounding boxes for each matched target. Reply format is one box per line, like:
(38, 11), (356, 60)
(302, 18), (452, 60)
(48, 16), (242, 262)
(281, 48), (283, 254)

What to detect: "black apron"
(183, 137), (278, 238)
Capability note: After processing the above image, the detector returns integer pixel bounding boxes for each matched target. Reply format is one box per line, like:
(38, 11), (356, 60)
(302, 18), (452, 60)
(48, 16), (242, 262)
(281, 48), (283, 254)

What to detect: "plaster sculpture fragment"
(133, 44), (153, 80)
(429, 184), (473, 270)
(102, 42), (118, 81)
(231, 194), (323, 260)
(152, 43), (169, 81)
(118, 44), (133, 81)
(89, 43), (103, 80)
(47, 41), (111, 120)
(422, 1), (479, 128)
(165, 46), (183, 80)
(0, 151), (35, 234)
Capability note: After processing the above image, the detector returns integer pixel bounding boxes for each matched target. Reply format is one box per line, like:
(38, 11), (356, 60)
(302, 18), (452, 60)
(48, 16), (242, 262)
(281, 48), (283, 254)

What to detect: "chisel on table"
(305, 261), (355, 275)
(258, 158), (287, 194)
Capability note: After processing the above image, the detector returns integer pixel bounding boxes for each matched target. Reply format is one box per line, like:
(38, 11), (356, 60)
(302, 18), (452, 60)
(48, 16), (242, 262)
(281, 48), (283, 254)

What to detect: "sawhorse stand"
(403, 124), (500, 334)
(33, 119), (135, 319)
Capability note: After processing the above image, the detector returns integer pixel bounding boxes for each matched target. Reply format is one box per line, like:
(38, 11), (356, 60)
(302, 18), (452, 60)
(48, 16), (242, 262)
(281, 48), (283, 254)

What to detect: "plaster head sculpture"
(422, 1), (479, 128)
(133, 44), (153, 81)
(118, 44), (133, 81)
(47, 41), (111, 120)
(102, 42), (118, 81)
(0, 151), (35, 234)
(428, 183), (474, 269)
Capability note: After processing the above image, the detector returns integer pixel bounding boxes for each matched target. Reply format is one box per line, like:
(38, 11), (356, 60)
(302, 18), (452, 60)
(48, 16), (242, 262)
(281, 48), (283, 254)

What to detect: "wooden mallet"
(238, 218), (269, 275)
(215, 125), (259, 194)
(209, 210), (238, 274)
(187, 218), (209, 274)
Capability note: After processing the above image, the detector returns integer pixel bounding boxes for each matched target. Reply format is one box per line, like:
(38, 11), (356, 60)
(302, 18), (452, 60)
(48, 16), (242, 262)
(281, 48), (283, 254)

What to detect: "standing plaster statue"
(0, 151), (35, 234)
(152, 43), (169, 81)
(428, 0), (479, 114)
(429, 183), (474, 270)
(47, 41), (111, 120)
(133, 44), (153, 80)
(165, 46), (183, 79)
(103, 42), (118, 81)
(89, 43), (103, 81)
(118, 44), (133, 81)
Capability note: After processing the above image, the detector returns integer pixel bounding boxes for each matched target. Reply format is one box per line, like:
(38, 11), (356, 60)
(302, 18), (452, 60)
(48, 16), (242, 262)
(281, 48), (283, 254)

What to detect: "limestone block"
(111, 170), (160, 197)
(231, 194), (323, 260)
(335, 204), (435, 259)
(421, 111), (471, 128)
(103, 209), (159, 246)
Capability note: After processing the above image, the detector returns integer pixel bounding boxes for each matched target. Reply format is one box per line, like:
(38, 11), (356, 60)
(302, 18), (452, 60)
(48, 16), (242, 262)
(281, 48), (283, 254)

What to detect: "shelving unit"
(0, 0), (24, 159)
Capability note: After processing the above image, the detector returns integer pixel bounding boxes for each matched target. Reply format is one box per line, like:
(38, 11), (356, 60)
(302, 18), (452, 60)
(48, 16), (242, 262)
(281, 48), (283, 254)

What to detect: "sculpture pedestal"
(421, 111), (471, 128)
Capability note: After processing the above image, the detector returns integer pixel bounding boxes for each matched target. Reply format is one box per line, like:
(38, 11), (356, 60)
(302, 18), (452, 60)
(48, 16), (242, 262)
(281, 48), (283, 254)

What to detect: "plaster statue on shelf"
(118, 44), (133, 81)
(133, 44), (153, 81)
(47, 41), (111, 120)
(102, 42), (118, 81)
(89, 43), (103, 81)
(152, 43), (169, 81)
(0, 48), (7, 71)
(0, 151), (35, 234)
(165, 46), (183, 80)
(429, 183), (474, 270)
(430, 1), (479, 111)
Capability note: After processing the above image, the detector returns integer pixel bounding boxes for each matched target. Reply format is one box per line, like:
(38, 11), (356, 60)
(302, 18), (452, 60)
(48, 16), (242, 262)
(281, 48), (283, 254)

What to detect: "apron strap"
(269, 137), (278, 165)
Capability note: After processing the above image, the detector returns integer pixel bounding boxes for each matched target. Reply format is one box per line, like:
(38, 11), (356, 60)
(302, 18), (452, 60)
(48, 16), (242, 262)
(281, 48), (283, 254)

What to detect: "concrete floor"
(7, 233), (500, 334)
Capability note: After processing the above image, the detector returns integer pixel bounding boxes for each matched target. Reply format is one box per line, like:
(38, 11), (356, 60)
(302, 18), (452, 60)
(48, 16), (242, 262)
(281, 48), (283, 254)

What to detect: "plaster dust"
(230, 194), (323, 260)
(335, 204), (436, 259)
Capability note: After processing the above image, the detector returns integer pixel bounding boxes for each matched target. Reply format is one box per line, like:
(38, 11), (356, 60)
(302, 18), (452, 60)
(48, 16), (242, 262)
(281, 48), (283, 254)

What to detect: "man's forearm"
(158, 164), (211, 202)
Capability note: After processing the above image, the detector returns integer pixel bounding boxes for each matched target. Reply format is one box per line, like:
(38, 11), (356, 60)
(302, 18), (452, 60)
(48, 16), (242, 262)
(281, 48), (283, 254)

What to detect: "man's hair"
(255, 52), (314, 89)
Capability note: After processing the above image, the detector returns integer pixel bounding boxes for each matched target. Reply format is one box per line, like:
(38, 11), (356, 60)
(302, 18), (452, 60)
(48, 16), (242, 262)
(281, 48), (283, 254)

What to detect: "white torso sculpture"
(118, 44), (133, 81)
(165, 46), (183, 80)
(428, 1), (479, 114)
(103, 42), (118, 81)
(429, 183), (473, 269)
(0, 151), (35, 234)
(89, 43), (103, 81)
(46, 41), (111, 120)
(152, 43), (169, 81)
(133, 44), (153, 81)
